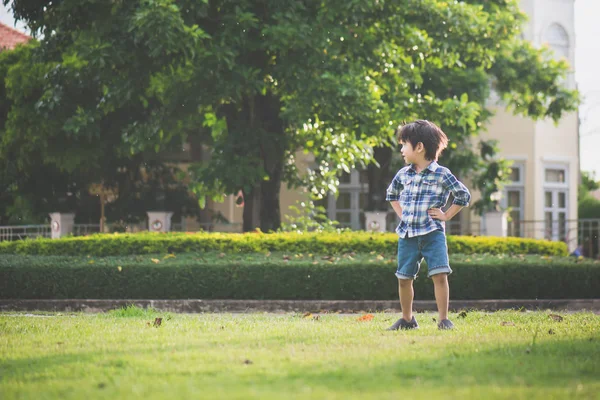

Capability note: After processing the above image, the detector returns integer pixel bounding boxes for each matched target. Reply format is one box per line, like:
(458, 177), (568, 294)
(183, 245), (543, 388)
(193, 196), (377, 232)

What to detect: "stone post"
(49, 213), (75, 239)
(482, 211), (508, 237)
(147, 212), (174, 233)
(364, 211), (388, 233)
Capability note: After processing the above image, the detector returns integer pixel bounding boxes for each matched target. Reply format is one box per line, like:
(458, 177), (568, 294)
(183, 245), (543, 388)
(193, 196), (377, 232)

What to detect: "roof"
(0, 21), (30, 50)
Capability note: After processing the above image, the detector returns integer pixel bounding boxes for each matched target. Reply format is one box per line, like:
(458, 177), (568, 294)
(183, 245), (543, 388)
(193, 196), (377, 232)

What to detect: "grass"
(1, 310), (598, 399)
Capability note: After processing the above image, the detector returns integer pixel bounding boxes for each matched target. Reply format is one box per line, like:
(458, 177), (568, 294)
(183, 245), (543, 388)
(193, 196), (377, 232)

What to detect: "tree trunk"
(260, 161), (282, 232)
(242, 188), (261, 232)
(367, 146), (393, 211)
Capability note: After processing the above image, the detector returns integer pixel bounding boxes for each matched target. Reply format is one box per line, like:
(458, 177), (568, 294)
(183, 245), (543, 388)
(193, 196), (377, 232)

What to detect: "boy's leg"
(421, 231), (453, 326)
(431, 273), (449, 321)
(387, 236), (421, 330)
(399, 278), (415, 322)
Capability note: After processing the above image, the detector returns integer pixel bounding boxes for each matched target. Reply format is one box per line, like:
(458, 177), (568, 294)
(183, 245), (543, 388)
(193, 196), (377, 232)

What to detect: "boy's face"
(400, 141), (419, 164)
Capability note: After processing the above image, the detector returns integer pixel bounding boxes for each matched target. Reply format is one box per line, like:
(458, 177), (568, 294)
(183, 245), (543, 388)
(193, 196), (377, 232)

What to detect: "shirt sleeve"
(386, 172), (403, 202)
(441, 170), (471, 207)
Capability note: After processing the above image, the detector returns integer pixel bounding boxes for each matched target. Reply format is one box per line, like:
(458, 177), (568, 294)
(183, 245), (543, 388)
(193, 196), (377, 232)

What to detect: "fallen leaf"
(302, 312), (313, 319)
(500, 321), (515, 326)
(548, 314), (564, 322)
(151, 258), (160, 264)
(458, 311), (468, 319)
(88, 260), (95, 264)
(244, 359), (253, 365)
(283, 255), (291, 260)
(117, 266), (122, 272)
(153, 317), (162, 327)
(548, 329), (556, 335)
(163, 253), (176, 259)
(357, 314), (374, 322)
(218, 253), (225, 258)
(376, 255), (384, 261)
(321, 255), (331, 260)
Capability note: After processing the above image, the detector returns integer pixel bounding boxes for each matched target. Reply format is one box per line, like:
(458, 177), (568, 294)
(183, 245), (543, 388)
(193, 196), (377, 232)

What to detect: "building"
(0, 21), (30, 51)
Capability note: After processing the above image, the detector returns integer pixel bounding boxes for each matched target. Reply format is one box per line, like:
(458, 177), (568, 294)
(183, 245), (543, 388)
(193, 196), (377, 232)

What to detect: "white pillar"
(49, 213), (75, 239)
(482, 211), (508, 237)
(364, 211), (387, 233)
(147, 212), (174, 232)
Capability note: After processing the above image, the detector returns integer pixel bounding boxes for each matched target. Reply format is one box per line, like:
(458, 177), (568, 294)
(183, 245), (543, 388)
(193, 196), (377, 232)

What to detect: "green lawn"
(1, 309), (598, 399)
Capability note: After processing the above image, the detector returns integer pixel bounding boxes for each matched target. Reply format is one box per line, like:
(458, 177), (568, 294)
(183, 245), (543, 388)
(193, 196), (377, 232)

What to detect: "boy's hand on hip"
(428, 208), (447, 221)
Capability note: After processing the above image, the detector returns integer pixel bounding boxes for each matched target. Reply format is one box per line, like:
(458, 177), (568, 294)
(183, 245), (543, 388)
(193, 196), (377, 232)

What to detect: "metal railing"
(0, 224), (51, 241)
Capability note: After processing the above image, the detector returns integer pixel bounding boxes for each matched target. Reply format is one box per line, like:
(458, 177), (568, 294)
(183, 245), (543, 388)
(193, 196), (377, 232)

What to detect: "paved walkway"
(1, 299), (598, 313)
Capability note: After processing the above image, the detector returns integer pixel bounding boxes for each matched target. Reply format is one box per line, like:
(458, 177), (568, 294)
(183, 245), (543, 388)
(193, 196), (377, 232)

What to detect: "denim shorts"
(396, 230), (452, 280)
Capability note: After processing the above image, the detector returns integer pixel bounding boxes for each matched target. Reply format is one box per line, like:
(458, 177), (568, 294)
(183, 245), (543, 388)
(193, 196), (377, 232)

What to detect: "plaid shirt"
(386, 161), (471, 238)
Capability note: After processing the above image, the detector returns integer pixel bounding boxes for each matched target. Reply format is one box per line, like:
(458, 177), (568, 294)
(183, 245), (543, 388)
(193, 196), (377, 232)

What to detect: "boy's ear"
(416, 142), (425, 152)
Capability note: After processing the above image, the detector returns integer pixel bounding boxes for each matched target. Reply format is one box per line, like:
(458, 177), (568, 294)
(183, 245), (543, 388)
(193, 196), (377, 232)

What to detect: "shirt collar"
(408, 161), (439, 174)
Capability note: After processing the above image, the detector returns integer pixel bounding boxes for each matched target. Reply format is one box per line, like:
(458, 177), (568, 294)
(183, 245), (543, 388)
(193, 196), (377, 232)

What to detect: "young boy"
(385, 120), (471, 330)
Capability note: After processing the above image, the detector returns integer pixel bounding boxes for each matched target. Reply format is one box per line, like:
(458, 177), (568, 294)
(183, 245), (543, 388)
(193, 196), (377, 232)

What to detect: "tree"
(0, 40), (199, 225)
(3, 0), (578, 231)
(578, 171), (600, 219)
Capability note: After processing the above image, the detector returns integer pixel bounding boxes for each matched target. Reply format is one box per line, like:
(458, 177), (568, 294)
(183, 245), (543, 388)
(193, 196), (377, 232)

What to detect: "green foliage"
(1, 254), (597, 300)
(0, 231), (568, 257)
(471, 140), (514, 214)
(578, 171), (600, 219)
(106, 304), (166, 318)
(1, 0), (579, 231)
(279, 200), (345, 233)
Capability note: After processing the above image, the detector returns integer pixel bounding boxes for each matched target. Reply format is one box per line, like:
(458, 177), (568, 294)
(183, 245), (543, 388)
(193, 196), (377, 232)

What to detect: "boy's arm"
(385, 172), (404, 218)
(429, 204), (462, 221)
(390, 201), (403, 219)
(428, 170), (471, 221)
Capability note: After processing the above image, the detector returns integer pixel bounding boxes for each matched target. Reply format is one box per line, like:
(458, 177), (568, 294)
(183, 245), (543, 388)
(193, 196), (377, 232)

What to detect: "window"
(502, 163), (525, 237)
(543, 165), (569, 242)
(545, 23), (569, 60)
(545, 168), (566, 183)
(324, 170), (369, 230)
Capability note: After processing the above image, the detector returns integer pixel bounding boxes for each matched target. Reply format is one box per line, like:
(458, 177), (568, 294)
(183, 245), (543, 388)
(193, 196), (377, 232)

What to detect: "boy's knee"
(431, 273), (448, 284)
(398, 278), (413, 288)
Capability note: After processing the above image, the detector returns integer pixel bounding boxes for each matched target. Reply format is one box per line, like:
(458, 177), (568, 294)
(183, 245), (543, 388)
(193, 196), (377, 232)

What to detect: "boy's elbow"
(453, 192), (471, 207)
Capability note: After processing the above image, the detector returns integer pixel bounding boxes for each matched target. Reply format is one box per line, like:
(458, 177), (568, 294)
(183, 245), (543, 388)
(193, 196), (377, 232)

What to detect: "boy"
(385, 120), (471, 330)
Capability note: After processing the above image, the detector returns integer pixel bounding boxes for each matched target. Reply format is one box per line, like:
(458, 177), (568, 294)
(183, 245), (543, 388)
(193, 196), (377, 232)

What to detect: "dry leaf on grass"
(357, 314), (374, 322)
(151, 258), (160, 264)
(153, 317), (162, 327)
(548, 314), (564, 322)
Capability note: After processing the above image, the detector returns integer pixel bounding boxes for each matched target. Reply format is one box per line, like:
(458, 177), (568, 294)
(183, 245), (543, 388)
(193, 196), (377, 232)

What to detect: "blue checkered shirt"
(386, 161), (471, 238)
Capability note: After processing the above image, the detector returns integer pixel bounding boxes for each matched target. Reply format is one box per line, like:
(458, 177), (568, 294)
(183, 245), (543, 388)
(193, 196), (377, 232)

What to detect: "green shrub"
(1, 255), (596, 300)
(0, 231), (568, 256)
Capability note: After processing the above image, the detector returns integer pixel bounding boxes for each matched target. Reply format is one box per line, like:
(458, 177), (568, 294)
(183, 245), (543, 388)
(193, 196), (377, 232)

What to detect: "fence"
(0, 221), (243, 241)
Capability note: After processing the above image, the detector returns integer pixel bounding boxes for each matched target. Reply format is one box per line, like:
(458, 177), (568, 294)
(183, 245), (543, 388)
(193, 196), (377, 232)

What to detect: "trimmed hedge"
(0, 231), (568, 256)
(1, 259), (598, 300)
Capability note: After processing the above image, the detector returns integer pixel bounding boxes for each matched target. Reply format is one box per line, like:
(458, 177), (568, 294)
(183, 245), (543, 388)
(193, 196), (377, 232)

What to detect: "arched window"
(545, 23), (569, 59)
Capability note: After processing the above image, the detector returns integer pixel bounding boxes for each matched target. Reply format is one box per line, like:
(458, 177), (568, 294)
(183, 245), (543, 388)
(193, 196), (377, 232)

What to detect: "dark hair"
(396, 120), (449, 161)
